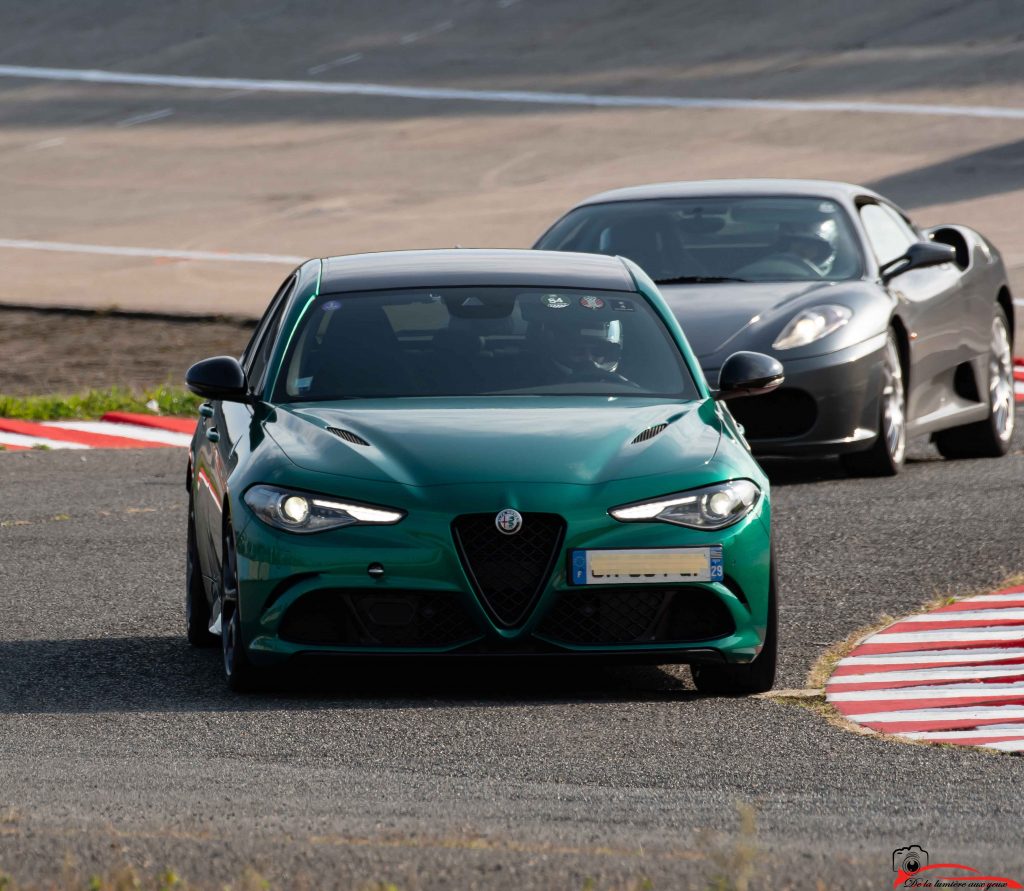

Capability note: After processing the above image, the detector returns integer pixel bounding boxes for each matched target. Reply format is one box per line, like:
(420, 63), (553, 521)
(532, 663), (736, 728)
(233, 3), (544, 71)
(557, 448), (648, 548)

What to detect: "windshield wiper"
(653, 275), (751, 285)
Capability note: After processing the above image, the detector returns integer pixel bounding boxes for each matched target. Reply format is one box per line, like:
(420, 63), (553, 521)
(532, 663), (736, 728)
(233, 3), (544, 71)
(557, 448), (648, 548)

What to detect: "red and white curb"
(1015, 358), (1024, 402)
(0, 412), (194, 451)
(826, 587), (1024, 752)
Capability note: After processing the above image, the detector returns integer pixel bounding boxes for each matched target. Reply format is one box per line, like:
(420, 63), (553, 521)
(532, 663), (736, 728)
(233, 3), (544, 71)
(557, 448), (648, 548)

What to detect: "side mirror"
(715, 351), (784, 400)
(185, 356), (250, 402)
(880, 241), (956, 283)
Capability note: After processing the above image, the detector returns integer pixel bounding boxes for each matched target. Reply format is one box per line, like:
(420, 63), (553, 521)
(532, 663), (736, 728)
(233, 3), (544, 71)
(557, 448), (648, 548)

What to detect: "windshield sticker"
(579, 296), (605, 310)
(609, 299), (635, 312)
(542, 295), (571, 309)
(321, 299), (342, 312)
(818, 201), (837, 213)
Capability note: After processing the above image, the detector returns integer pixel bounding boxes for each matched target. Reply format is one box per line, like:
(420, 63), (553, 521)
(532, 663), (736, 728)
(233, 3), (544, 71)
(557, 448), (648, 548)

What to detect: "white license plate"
(569, 546), (723, 586)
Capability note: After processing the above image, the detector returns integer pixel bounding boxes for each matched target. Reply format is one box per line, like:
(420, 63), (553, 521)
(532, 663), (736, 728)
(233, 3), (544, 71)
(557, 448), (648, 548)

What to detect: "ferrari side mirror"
(880, 241), (956, 283)
(715, 351), (784, 401)
(186, 356), (250, 402)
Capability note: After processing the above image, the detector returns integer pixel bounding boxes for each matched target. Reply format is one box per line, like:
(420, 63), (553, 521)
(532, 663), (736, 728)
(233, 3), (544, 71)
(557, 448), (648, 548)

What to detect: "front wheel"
(934, 308), (1014, 459)
(221, 522), (262, 692)
(186, 496), (218, 648)
(691, 561), (777, 696)
(841, 332), (906, 477)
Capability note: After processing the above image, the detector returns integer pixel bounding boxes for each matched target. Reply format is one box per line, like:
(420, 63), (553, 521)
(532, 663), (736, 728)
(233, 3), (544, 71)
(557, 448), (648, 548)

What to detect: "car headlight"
(609, 480), (760, 530)
(772, 304), (851, 350)
(243, 484), (405, 533)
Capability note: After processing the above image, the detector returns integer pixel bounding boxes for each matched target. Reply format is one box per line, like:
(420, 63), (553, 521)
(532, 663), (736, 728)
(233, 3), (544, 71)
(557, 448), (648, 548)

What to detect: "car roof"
(573, 178), (883, 207)
(318, 249), (634, 292)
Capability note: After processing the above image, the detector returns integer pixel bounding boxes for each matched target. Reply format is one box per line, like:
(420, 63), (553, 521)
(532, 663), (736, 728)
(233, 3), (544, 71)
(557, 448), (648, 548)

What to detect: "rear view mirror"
(880, 241), (956, 283)
(186, 356), (250, 402)
(715, 352), (784, 400)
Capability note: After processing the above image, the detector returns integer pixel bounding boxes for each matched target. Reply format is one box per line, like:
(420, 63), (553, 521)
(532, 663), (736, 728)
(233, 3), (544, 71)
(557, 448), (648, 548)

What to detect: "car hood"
(266, 397), (722, 487)
(658, 280), (846, 363)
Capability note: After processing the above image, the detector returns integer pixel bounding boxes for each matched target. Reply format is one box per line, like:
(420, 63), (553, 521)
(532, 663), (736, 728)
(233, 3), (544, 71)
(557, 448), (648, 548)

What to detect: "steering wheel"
(735, 254), (823, 280)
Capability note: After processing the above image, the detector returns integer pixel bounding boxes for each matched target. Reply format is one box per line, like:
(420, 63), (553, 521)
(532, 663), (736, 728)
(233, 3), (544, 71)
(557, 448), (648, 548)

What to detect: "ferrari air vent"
(326, 427), (370, 447)
(631, 423), (667, 445)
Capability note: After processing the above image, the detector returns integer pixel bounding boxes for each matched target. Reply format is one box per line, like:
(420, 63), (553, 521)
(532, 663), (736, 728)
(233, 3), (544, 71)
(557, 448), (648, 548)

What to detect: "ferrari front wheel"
(841, 331), (906, 477)
(934, 308), (1014, 459)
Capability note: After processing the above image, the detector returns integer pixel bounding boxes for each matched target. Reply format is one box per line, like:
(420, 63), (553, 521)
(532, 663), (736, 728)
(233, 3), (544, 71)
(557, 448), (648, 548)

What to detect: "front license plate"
(569, 546), (723, 586)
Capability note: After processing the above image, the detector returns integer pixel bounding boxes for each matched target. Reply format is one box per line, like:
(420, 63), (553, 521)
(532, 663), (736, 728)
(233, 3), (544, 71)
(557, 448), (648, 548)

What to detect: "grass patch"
(0, 386), (200, 421)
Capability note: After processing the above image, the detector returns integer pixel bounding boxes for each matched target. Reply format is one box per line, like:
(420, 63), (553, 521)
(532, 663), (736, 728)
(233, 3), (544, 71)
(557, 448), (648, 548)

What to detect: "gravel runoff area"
(1, 416), (1023, 889)
(0, 307), (254, 396)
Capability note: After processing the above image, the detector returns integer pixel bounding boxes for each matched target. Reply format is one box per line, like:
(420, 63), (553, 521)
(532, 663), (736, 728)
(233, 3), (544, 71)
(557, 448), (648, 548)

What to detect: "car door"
(194, 275), (295, 586)
(858, 200), (963, 425)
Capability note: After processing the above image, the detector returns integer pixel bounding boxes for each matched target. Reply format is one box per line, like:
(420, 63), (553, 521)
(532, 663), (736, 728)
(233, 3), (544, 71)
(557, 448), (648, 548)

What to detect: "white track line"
(899, 609), (1024, 623)
(4, 64), (1024, 120)
(827, 664), (1024, 685)
(838, 647), (1024, 667)
(116, 107), (174, 127)
(0, 238), (303, 265)
(967, 592), (1024, 602)
(902, 727), (1024, 741)
(851, 705), (1024, 724)
(865, 627), (1024, 644)
(46, 421), (192, 447)
(828, 683), (1024, 702)
(0, 431), (89, 450)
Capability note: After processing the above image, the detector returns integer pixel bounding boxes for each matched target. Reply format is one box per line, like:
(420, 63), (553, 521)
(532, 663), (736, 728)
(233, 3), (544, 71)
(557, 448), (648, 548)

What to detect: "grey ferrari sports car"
(535, 179), (1018, 475)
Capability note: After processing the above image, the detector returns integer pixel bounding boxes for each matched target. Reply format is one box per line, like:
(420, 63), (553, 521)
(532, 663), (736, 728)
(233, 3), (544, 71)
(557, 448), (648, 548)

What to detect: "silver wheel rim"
(990, 316), (1014, 443)
(882, 338), (906, 465)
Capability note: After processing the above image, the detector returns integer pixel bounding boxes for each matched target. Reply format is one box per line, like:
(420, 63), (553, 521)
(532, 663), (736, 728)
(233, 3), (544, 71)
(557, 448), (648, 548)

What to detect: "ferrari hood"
(658, 280), (839, 361)
(267, 397), (722, 488)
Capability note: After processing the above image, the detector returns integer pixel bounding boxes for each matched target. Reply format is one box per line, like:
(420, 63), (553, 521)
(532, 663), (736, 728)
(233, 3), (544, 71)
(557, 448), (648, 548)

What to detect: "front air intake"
(452, 513), (565, 627)
(631, 423), (667, 444)
(326, 427), (370, 446)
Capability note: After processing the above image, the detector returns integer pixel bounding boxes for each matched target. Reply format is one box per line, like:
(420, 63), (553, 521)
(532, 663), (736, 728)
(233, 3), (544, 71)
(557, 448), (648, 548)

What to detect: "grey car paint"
(535, 178), (1019, 458)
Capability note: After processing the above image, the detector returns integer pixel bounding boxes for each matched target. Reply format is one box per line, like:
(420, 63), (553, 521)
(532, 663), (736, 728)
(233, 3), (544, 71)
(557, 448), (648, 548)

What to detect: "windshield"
(536, 196), (864, 283)
(274, 287), (697, 401)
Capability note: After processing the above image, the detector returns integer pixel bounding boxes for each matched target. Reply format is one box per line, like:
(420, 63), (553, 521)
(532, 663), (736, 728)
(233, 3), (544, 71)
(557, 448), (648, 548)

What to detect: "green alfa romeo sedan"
(185, 250), (783, 693)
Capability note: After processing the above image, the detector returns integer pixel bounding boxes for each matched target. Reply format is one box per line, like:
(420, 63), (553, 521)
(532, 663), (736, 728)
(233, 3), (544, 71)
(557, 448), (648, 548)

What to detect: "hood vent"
(631, 423), (667, 445)
(326, 427), (370, 447)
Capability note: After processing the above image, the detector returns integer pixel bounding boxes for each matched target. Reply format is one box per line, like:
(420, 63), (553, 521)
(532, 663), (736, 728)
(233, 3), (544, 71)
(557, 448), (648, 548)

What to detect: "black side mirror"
(185, 356), (250, 402)
(880, 241), (956, 283)
(715, 351), (784, 400)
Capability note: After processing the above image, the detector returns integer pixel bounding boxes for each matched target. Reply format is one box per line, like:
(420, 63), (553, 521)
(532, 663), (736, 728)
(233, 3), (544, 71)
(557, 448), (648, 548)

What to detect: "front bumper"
(715, 334), (887, 457)
(232, 483), (772, 667)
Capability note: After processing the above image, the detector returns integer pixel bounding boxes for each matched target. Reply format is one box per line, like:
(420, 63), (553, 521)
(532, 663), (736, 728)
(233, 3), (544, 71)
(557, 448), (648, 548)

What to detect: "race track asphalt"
(1, 427), (1023, 889)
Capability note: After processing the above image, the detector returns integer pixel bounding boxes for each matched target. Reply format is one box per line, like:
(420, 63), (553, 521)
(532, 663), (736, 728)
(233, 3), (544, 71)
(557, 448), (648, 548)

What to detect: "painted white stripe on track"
(0, 431), (89, 450)
(4, 64), (1024, 120)
(902, 728), (1024, 741)
(851, 705), (1024, 724)
(828, 683), (1024, 702)
(867, 627), (1024, 644)
(984, 739), (1024, 751)
(899, 609), (1024, 622)
(0, 238), (304, 265)
(838, 648), (1024, 666)
(967, 592), (1024, 602)
(47, 421), (192, 447)
(827, 664), (1024, 685)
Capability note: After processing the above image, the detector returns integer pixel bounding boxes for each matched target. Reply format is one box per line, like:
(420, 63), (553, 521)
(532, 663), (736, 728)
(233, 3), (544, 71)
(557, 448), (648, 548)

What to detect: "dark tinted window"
(536, 196), (864, 283)
(275, 287), (696, 401)
(247, 279), (295, 392)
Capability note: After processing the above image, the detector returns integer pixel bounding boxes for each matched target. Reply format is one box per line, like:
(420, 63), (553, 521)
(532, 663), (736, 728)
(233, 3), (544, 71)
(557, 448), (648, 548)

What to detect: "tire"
(934, 308), (1015, 459)
(691, 560), (778, 696)
(186, 496), (218, 648)
(221, 521), (263, 692)
(841, 331), (906, 477)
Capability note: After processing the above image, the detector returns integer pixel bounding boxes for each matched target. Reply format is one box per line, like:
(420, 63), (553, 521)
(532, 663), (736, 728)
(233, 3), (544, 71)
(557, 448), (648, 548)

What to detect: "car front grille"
(452, 512), (566, 627)
(535, 586), (735, 646)
(279, 589), (480, 648)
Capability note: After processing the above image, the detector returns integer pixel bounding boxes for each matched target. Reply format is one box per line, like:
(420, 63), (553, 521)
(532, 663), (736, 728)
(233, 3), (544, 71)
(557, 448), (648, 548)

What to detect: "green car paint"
(188, 251), (775, 683)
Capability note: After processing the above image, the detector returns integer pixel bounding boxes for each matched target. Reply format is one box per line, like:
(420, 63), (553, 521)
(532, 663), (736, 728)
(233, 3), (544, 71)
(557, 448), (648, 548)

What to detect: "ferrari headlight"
(609, 480), (760, 530)
(772, 304), (851, 350)
(243, 484), (405, 533)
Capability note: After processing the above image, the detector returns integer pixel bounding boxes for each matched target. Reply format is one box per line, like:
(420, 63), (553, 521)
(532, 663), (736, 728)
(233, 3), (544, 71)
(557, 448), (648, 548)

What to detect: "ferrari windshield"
(274, 287), (697, 401)
(536, 196), (864, 283)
